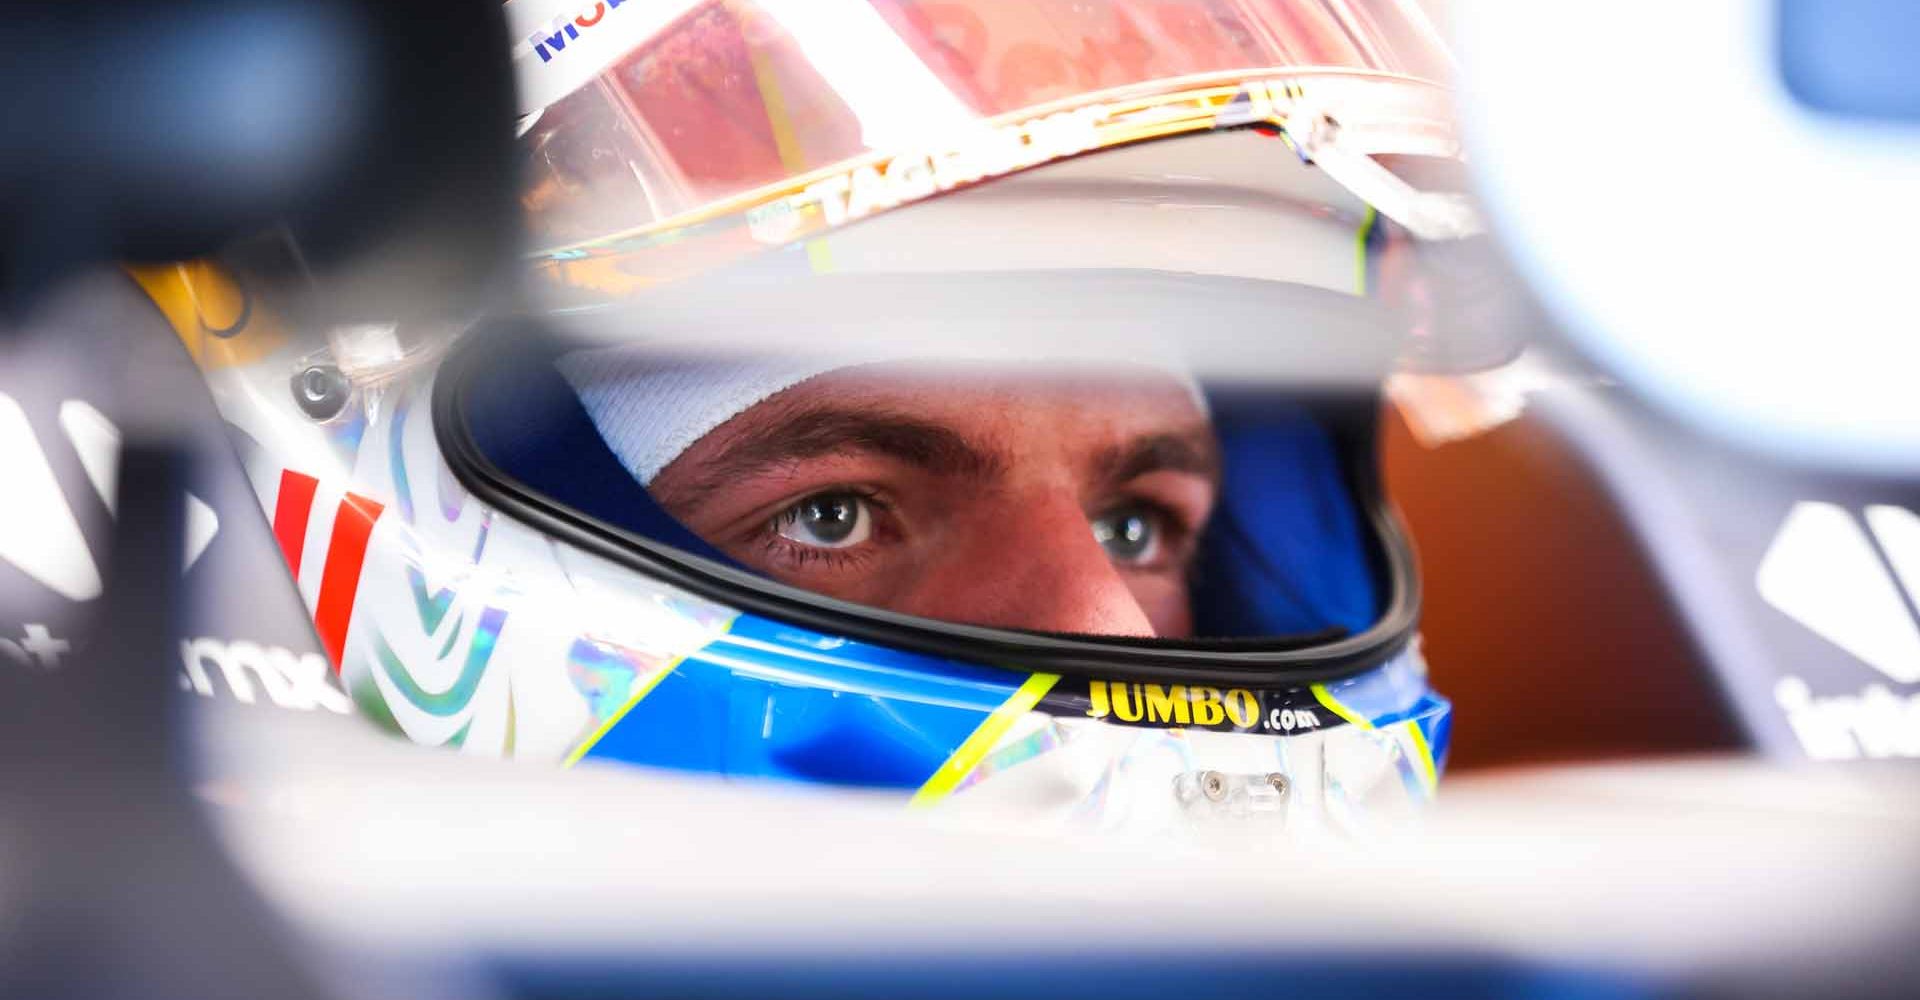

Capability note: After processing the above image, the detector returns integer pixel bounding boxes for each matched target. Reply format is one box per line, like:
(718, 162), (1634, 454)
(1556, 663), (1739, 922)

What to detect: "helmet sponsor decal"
(1042, 678), (1340, 735)
(524, 0), (630, 64)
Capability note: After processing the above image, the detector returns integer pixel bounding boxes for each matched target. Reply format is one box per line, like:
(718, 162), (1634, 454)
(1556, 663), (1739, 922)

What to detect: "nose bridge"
(908, 490), (1155, 637)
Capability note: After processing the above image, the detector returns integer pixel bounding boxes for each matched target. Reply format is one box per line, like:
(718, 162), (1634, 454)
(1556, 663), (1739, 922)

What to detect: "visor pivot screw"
(1266, 773), (1290, 797)
(1201, 770), (1228, 802)
(293, 365), (350, 421)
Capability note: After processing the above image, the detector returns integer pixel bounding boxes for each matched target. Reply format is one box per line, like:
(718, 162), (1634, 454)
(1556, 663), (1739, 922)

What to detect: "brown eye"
(774, 492), (873, 548)
(1092, 506), (1161, 565)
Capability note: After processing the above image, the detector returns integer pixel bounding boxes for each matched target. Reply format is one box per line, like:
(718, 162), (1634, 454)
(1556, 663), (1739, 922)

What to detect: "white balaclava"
(558, 347), (1204, 487)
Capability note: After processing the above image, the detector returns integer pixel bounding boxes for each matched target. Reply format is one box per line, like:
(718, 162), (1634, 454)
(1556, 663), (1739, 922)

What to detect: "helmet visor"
(510, 0), (1457, 265)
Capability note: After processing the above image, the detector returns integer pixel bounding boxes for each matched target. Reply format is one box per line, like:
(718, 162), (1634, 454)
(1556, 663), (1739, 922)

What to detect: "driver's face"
(648, 364), (1219, 638)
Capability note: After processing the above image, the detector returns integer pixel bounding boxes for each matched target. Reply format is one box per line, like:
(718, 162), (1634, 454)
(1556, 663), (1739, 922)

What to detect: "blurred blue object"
(1192, 398), (1381, 638)
(492, 954), (1650, 1000)
(1779, 0), (1920, 120)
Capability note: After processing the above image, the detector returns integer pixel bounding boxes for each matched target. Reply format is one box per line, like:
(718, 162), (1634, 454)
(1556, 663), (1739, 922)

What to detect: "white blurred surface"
(197, 701), (1920, 987)
(1453, 0), (1920, 470)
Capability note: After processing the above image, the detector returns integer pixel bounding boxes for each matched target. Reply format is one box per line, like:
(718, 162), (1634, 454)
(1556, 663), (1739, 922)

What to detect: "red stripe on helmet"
(271, 470), (320, 575)
(313, 493), (385, 673)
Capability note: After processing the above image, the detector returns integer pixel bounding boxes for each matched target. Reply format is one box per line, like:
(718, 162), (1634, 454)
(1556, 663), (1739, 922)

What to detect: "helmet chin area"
(539, 602), (1447, 839)
(936, 710), (1440, 843)
(929, 661), (1447, 841)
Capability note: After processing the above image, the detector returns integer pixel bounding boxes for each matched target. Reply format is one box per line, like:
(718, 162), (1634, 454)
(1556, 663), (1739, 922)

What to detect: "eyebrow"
(661, 405), (1007, 508)
(1091, 426), (1222, 491)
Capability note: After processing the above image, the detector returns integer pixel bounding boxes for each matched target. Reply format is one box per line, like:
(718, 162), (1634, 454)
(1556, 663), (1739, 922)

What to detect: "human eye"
(770, 489), (877, 550)
(1091, 503), (1168, 567)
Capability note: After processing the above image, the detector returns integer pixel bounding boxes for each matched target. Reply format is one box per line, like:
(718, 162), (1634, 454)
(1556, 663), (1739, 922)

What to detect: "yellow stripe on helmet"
(910, 671), (1059, 808)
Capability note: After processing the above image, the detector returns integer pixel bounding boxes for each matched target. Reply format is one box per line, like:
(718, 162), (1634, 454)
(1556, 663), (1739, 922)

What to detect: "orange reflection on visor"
(515, 0), (1451, 293)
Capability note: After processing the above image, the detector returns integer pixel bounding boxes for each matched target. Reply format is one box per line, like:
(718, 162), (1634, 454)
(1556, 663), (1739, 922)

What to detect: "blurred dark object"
(0, 0), (517, 323)
(0, 276), (329, 997)
(0, 414), (328, 1000)
(0, 2), (517, 995)
(1779, 0), (1920, 120)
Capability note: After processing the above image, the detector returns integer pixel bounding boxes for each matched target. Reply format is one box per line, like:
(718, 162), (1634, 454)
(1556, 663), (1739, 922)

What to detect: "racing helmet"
(141, 0), (1471, 838)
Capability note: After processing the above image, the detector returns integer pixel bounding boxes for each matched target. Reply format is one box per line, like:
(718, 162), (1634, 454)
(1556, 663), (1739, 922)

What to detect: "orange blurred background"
(1384, 405), (1744, 771)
